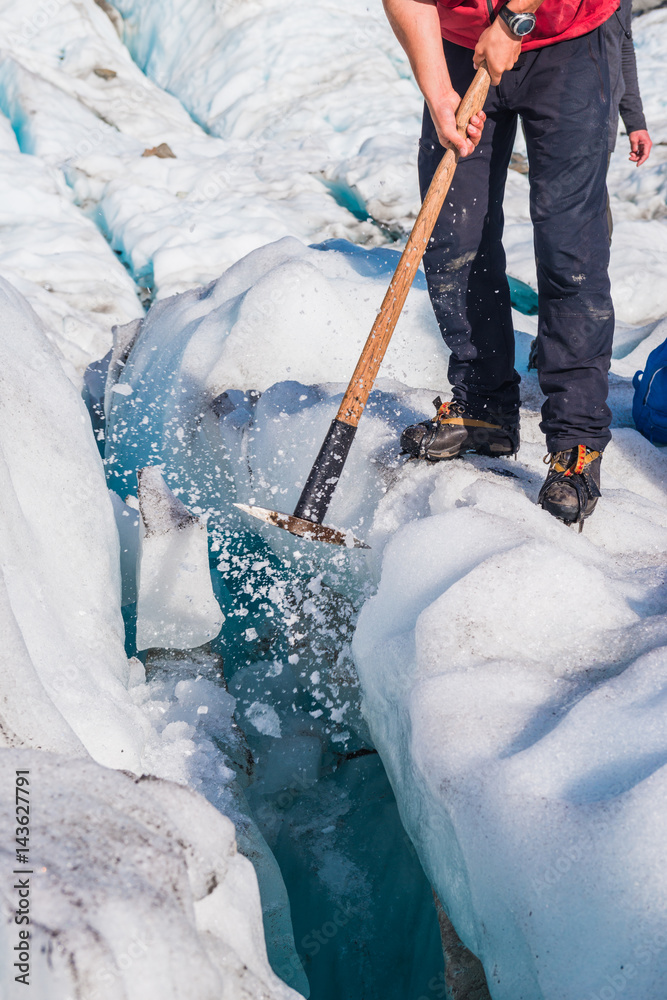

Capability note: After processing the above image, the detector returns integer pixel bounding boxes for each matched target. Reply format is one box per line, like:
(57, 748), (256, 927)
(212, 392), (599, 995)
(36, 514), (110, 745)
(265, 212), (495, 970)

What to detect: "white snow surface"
(353, 436), (667, 999)
(0, 749), (301, 1000)
(0, 0), (666, 357)
(0, 104), (143, 378)
(0, 0), (418, 320)
(0, 276), (148, 770)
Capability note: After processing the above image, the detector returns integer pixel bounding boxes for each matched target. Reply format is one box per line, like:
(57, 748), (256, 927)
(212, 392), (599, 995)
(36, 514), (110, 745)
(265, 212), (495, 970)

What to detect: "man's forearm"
(382, 0), (486, 153)
(382, 0), (455, 109)
(619, 30), (647, 135)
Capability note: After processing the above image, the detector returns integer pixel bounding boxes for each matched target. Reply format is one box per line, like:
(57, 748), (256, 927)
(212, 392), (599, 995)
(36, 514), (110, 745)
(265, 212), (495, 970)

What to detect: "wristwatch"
(498, 4), (537, 36)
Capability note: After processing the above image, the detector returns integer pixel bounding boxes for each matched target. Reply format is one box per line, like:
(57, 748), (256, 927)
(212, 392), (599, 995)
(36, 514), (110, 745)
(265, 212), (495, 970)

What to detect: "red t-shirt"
(437, 0), (620, 51)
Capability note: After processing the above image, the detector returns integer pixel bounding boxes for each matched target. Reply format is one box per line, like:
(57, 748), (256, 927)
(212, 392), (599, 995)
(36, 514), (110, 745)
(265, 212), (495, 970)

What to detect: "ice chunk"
(0, 748), (304, 1000)
(135, 467), (224, 650)
(354, 441), (667, 1000)
(105, 317), (143, 417)
(0, 277), (150, 770)
(246, 702), (282, 739)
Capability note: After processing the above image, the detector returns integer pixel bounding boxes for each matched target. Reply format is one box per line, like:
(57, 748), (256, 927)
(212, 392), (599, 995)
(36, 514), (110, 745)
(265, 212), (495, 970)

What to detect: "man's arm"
(382, 0), (485, 154)
(618, 29), (652, 166)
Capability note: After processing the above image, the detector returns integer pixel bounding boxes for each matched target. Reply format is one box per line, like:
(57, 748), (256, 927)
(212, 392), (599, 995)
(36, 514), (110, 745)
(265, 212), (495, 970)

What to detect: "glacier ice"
(2, 1), (667, 996)
(0, 276), (150, 770)
(353, 442), (667, 999)
(101, 224), (667, 998)
(100, 237), (457, 998)
(0, 749), (303, 1000)
(0, 0), (405, 307)
(0, 277), (309, 998)
(135, 466), (224, 651)
(107, 0), (422, 230)
(0, 104), (142, 378)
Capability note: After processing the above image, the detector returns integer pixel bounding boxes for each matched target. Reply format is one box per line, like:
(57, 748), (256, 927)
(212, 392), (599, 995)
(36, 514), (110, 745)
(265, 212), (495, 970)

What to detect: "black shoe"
(401, 397), (519, 461)
(538, 446), (602, 526)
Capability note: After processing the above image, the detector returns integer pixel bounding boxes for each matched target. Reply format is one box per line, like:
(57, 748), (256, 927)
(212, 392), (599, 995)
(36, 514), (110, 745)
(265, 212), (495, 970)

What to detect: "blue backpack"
(633, 338), (667, 444)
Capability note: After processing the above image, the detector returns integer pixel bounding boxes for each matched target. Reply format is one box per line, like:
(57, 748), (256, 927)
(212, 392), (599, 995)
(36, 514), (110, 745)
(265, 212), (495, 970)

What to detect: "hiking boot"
(400, 397), (519, 461)
(538, 445), (602, 527)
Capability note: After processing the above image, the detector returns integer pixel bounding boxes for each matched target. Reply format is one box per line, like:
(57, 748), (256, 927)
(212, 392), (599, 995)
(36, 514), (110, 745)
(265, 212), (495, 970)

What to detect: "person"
(385, 0), (623, 526)
(526, 0), (652, 369)
(605, 0), (652, 234)
(607, 0), (651, 168)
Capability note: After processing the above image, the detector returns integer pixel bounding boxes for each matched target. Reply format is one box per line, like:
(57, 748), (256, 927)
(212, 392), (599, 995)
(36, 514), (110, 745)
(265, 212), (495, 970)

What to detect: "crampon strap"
(538, 446), (601, 525)
(431, 397), (502, 430)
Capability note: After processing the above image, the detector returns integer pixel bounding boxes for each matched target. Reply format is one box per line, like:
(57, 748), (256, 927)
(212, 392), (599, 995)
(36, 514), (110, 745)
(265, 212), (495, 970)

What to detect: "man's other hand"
(473, 16), (521, 85)
(429, 90), (486, 155)
(629, 129), (652, 167)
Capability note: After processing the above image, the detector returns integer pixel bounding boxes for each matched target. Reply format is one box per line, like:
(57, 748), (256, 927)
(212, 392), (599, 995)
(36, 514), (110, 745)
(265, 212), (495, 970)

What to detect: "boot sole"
(422, 443), (518, 462)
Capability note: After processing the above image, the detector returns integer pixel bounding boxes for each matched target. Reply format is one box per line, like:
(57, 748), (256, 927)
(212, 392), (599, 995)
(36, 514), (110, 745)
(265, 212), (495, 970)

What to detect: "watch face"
(512, 14), (536, 35)
(503, 10), (536, 36)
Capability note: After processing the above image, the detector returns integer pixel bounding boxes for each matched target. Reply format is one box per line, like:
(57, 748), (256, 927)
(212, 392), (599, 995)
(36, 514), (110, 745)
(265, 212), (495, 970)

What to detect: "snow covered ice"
(2, 0), (667, 999)
(0, 273), (307, 999)
(103, 233), (667, 998)
(0, 276), (148, 770)
(354, 442), (667, 998)
(0, 749), (302, 1000)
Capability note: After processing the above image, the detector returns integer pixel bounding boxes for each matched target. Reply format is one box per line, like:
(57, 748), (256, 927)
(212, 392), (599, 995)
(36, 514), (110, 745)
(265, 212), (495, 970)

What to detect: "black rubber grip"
(293, 419), (357, 524)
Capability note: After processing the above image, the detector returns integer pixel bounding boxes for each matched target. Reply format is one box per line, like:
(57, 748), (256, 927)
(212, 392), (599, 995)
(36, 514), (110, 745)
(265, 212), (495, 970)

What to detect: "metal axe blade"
(233, 503), (370, 549)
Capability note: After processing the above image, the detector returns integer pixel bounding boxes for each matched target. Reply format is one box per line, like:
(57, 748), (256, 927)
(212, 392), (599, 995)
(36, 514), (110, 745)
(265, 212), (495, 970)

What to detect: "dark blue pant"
(419, 28), (614, 451)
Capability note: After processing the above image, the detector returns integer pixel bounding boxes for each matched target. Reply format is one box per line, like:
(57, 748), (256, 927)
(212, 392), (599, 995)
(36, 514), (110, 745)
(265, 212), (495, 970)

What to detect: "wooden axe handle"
(335, 66), (491, 428)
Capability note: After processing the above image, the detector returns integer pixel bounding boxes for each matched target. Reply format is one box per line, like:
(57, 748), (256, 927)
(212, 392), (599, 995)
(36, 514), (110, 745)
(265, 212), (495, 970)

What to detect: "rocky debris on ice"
(0, 749), (305, 1000)
(136, 466), (224, 651)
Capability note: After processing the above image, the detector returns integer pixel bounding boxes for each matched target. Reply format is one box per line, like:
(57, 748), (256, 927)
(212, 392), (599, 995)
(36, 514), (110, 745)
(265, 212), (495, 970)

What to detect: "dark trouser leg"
(419, 42), (520, 422)
(518, 30), (614, 452)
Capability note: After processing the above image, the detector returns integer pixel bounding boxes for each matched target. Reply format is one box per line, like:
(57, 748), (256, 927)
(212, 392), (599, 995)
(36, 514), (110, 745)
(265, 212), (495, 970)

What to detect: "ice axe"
(235, 67), (491, 549)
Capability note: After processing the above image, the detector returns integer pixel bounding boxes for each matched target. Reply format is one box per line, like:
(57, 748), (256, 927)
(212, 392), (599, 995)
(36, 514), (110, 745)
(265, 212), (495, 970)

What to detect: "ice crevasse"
(103, 234), (667, 999)
(0, 277), (304, 1000)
